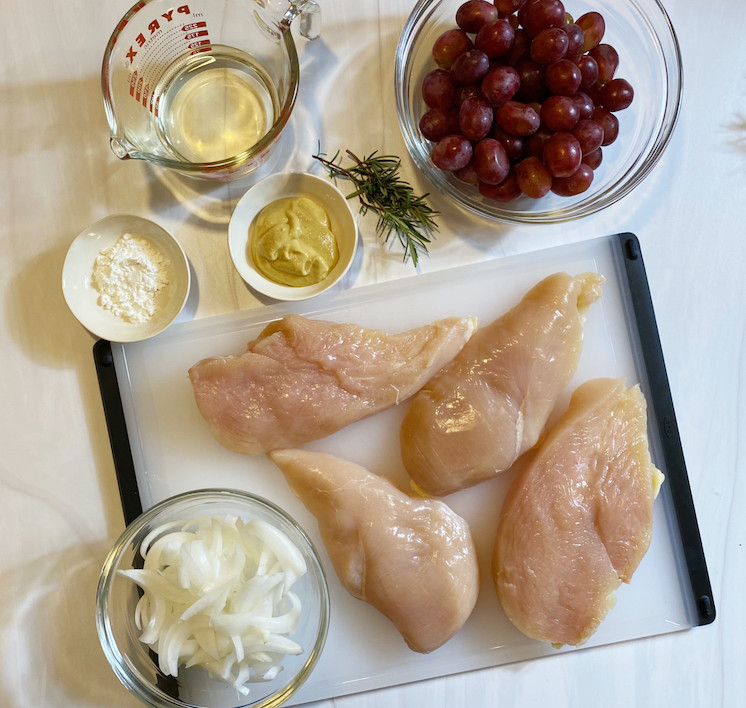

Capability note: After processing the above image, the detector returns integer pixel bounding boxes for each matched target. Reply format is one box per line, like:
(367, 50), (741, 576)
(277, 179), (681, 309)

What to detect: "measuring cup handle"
(281, 0), (321, 40)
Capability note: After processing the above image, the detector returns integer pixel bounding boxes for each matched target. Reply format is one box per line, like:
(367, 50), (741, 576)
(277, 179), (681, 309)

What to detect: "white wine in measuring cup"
(102, 0), (321, 180)
(154, 46), (280, 164)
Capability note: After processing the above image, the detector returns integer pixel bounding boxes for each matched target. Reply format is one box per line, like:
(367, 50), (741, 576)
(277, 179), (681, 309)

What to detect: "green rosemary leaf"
(313, 147), (438, 268)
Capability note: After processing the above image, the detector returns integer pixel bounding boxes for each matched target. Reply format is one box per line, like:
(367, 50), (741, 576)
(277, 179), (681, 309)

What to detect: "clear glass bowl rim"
(394, 0), (684, 224)
(96, 488), (330, 708)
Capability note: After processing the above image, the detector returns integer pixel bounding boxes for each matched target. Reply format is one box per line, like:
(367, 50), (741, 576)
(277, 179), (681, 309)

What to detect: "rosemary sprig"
(313, 148), (438, 268)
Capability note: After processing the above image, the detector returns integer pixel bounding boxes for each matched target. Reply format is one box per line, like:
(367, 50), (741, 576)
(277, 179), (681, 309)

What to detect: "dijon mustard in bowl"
(228, 172), (359, 301)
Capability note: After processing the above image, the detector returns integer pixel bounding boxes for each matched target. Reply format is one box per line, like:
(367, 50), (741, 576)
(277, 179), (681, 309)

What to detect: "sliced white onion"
(118, 514), (307, 695)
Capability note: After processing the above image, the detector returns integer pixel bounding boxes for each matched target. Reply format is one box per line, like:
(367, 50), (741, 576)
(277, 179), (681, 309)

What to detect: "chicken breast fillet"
(400, 272), (604, 497)
(493, 378), (664, 647)
(188, 314), (477, 455)
(269, 449), (480, 653)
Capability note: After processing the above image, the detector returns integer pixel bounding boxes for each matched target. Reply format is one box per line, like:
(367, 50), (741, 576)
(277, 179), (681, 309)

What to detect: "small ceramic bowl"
(96, 488), (330, 708)
(228, 172), (358, 301)
(62, 214), (191, 342)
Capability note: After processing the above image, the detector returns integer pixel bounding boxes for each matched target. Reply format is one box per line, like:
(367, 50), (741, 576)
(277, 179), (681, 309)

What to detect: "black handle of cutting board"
(93, 338), (145, 527)
(616, 233), (715, 626)
(92, 233), (716, 627)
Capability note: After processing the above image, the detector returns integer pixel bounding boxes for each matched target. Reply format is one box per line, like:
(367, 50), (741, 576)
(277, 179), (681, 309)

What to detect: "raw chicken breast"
(493, 378), (664, 647)
(400, 272), (604, 496)
(189, 314), (477, 455)
(268, 448), (479, 653)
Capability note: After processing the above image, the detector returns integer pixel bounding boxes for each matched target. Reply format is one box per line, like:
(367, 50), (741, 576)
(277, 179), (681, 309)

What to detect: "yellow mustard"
(250, 196), (339, 287)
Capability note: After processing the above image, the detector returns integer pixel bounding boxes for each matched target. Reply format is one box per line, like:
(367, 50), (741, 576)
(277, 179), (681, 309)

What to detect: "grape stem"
(312, 147), (438, 268)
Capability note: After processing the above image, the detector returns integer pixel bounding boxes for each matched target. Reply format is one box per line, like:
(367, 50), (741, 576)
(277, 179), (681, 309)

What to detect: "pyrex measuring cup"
(102, 0), (320, 181)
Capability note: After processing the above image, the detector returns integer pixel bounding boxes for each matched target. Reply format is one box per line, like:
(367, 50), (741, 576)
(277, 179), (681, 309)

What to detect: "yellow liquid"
(156, 48), (277, 163)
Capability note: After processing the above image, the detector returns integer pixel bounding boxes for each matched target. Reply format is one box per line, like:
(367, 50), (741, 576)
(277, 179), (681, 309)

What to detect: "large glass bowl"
(96, 489), (330, 708)
(394, 0), (682, 223)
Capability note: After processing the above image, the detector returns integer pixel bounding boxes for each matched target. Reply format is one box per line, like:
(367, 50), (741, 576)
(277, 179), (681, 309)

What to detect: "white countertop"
(0, 0), (743, 706)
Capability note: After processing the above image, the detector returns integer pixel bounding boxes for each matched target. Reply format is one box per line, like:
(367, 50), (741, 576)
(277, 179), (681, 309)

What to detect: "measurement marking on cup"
(124, 5), (197, 65)
(126, 16), (214, 114)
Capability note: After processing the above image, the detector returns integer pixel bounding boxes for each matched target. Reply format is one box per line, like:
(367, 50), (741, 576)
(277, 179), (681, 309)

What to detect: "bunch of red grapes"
(419, 0), (634, 201)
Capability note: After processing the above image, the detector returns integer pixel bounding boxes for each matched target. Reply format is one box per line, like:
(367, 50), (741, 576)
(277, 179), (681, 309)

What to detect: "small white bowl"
(228, 172), (358, 301)
(62, 215), (191, 342)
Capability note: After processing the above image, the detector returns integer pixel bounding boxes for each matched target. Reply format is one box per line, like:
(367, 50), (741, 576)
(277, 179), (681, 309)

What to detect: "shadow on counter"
(0, 539), (139, 707)
(727, 112), (746, 154)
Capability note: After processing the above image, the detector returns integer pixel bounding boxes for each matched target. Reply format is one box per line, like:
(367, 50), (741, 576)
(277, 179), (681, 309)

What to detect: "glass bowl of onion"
(394, 0), (682, 223)
(96, 489), (330, 708)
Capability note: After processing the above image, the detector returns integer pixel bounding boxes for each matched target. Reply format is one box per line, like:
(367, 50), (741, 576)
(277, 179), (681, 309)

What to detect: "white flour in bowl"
(91, 233), (171, 323)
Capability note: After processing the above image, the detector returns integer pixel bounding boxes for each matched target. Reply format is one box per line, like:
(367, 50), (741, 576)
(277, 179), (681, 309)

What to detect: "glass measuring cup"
(102, 0), (320, 181)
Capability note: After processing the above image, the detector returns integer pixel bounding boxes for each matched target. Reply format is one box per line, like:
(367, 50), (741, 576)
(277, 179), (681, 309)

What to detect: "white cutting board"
(109, 234), (697, 704)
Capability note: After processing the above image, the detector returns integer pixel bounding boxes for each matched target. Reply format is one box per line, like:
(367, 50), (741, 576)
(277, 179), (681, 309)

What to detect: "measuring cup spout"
(280, 0), (321, 39)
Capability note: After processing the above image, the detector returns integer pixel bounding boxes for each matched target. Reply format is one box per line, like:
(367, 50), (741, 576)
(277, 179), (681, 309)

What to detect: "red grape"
(495, 0), (528, 14)
(582, 147), (603, 169)
(570, 91), (595, 119)
(479, 172), (522, 201)
(520, 0), (566, 37)
(561, 23), (584, 54)
(574, 54), (599, 89)
(551, 162), (594, 195)
(588, 43), (619, 84)
(454, 161), (480, 184)
(495, 100), (541, 136)
(431, 134), (473, 170)
(600, 78), (634, 111)
(593, 106), (619, 144)
(517, 0), (536, 26)
(576, 12), (605, 53)
(505, 28), (531, 65)
(545, 58), (582, 95)
(473, 138), (511, 184)
(475, 19), (516, 59)
(515, 156), (552, 197)
(525, 126), (552, 158)
(542, 131), (582, 177)
(481, 65), (521, 105)
(540, 94), (580, 131)
(515, 59), (546, 101)
(419, 107), (460, 141)
(454, 84), (484, 107)
(530, 27), (569, 64)
(422, 69), (456, 109)
(459, 96), (494, 140)
(456, 0), (499, 33)
(432, 29), (474, 69)
(493, 126), (526, 160)
(419, 0), (631, 203)
(571, 118), (604, 154)
(451, 49), (491, 84)
(506, 13), (521, 30)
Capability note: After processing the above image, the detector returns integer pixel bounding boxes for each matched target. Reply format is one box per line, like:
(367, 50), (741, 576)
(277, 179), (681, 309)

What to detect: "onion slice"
(118, 514), (307, 695)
